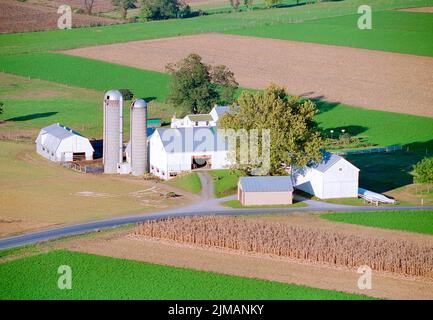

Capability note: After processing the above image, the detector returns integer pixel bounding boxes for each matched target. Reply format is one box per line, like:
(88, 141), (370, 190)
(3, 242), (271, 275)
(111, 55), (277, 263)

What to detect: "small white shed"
(35, 123), (94, 162)
(292, 152), (359, 199)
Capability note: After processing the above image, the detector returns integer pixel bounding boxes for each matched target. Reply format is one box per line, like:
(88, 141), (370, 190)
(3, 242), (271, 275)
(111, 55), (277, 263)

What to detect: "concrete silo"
(103, 90), (123, 173)
(130, 99), (148, 176)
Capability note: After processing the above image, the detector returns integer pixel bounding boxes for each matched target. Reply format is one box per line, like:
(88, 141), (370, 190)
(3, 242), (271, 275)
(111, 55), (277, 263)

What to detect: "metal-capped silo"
(130, 99), (148, 176)
(103, 90), (123, 173)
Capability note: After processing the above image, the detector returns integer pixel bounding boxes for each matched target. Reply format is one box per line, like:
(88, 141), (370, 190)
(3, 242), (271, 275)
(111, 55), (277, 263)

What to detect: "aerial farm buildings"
(35, 123), (94, 162)
(292, 152), (360, 199)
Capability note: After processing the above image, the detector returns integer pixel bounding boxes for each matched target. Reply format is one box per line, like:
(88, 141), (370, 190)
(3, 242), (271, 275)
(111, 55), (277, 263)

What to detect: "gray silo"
(130, 99), (148, 176)
(103, 90), (123, 173)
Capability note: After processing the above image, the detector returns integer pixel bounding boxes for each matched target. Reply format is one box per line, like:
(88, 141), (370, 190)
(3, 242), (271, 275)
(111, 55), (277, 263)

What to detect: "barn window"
(195, 122), (198, 126)
(339, 168), (343, 171)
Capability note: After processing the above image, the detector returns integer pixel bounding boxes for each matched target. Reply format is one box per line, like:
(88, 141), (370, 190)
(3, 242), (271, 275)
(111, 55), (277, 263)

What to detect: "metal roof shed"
(35, 123), (94, 162)
(238, 176), (293, 206)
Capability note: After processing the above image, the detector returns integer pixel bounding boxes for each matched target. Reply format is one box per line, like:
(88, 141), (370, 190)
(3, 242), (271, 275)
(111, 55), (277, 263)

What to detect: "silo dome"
(104, 90), (123, 101)
(132, 99), (147, 109)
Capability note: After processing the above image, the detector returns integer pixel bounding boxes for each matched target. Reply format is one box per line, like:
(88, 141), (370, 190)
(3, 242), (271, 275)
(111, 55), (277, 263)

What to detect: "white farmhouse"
(171, 105), (231, 129)
(292, 152), (359, 199)
(149, 127), (230, 180)
(35, 123), (94, 162)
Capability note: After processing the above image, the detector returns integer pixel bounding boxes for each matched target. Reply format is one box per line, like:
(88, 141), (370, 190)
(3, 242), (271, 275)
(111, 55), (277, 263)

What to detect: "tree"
(264, 0), (281, 7)
(84, 0), (95, 14)
(229, 0), (240, 11)
(219, 84), (323, 175)
(166, 54), (238, 114)
(210, 65), (238, 105)
(413, 157), (433, 183)
(140, 0), (190, 21)
(0, 102), (3, 115)
(119, 88), (134, 100)
(244, 0), (253, 10)
(112, 0), (137, 19)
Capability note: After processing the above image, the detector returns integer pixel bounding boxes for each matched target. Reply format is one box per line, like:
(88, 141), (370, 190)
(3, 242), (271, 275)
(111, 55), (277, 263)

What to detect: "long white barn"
(292, 152), (359, 199)
(171, 105), (231, 129)
(35, 123), (94, 162)
(149, 127), (230, 180)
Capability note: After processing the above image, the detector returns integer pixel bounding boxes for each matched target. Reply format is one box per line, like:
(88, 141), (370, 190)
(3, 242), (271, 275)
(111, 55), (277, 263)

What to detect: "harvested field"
(27, 0), (117, 14)
(135, 216), (433, 277)
(64, 33), (433, 117)
(399, 6), (433, 13)
(0, 0), (120, 34)
(63, 219), (433, 300)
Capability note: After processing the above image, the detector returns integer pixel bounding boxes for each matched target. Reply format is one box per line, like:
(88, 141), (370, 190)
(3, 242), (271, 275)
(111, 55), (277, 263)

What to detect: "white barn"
(292, 152), (359, 199)
(35, 123), (94, 162)
(149, 127), (230, 180)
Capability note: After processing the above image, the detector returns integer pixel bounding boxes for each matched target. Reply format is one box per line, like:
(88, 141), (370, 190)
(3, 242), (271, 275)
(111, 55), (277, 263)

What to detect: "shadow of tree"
(346, 139), (433, 193)
(5, 112), (58, 122)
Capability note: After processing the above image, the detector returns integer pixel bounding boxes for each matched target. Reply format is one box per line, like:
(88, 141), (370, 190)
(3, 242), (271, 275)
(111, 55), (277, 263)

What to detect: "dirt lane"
(63, 33), (433, 117)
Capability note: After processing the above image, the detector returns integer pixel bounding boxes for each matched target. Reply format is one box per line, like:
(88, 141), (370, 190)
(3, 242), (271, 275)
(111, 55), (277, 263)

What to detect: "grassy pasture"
(0, 0), (431, 56)
(321, 210), (433, 235)
(228, 10), (433, 57)
(0, 250), (372, 299)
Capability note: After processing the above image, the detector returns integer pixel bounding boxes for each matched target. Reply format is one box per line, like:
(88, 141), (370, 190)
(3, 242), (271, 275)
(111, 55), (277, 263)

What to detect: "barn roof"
(187, 114), (213, 122)
(37, 123), (90, 153)
(239, 176), (293, 192)
(309, 151), (359, 172)
(154, 127), (228, 153)
(212, 105), (231, 116)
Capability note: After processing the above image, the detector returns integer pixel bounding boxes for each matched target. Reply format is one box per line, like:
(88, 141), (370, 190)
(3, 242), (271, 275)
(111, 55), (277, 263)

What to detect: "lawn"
(346, 149), (433, 193)
(0, 250), (372, 299)
(209, 169), (243, 198)
(223, 199), (307, 209)
(321, 210), (433, 235)
(165, 172), (202, 194)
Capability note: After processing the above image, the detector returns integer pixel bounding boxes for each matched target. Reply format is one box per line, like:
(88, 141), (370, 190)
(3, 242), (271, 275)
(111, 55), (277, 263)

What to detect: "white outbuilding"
(292, 152), (359, 199)
(35, 123), (94, 162)
(149, 127), (230, 180)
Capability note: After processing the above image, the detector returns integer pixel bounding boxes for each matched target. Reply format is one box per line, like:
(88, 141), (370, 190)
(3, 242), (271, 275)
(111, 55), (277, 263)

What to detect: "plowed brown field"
(64, 33), (433, 117)
(0, 0), (119, 34)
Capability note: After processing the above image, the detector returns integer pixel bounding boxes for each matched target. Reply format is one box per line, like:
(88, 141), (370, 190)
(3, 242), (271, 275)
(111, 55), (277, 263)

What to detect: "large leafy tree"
(413, 157), (433, 183)
(219, 84), (323, 175)
(166, 54), (238, 114)
(112, 0), (137, 19)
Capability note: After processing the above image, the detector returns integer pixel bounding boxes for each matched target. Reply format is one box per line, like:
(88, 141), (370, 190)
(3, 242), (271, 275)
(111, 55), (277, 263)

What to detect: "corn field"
(135, 216), (433, 277)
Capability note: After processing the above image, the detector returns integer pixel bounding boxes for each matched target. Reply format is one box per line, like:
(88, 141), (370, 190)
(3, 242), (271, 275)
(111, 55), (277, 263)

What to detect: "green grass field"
(209, 169), (243, 198)
(321, 210), (433, 235)
(165, 172), (202, 194)
(228, 10), (433, 57)
(0, 250), (372, 299)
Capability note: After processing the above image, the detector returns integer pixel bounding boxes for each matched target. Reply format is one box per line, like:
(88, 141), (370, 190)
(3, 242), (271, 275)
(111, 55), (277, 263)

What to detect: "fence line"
(61, 162), (103, 174)
(335, 145), (403, 156)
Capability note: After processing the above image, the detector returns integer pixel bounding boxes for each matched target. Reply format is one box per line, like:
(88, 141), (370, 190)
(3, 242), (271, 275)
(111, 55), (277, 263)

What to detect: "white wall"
(149, 131), (169, 179)
(322, 159), (359, 199)
(293, 167), (324, 198)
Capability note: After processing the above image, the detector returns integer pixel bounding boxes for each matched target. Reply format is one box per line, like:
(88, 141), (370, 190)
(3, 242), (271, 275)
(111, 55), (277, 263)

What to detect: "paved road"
(1, 198), (432, 249)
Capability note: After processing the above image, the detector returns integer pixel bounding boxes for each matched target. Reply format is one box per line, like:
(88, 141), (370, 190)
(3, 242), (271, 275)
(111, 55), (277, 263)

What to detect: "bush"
(413, 157), (433, 183)
(140, 0), (191, 21)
